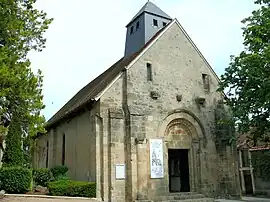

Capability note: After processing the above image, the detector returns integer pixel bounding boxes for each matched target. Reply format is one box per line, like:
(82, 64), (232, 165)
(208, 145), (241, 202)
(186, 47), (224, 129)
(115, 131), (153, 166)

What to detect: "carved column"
(191, 142), (198, 192)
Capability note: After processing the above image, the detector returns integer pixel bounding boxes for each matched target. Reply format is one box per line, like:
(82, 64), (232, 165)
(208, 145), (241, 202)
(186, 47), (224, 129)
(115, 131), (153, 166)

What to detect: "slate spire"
(124, 1), (172, 57)
(126, 1), (172, 27)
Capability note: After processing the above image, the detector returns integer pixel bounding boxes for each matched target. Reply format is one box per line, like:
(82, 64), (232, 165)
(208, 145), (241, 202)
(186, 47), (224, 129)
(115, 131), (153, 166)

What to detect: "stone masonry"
(33, 3), (241, 202)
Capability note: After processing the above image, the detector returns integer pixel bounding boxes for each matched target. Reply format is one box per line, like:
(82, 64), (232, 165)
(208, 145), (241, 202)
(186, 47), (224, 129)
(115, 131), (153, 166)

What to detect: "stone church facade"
(33, 1), (241, 201)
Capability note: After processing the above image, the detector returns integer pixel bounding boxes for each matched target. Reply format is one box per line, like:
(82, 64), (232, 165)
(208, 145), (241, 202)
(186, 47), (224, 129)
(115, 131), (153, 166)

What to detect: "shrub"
(2, 117), (24, 167)
(50, 165), (68, 179)
(33, 168), (54, 187)
(0, 167), (32, 194)
(48, 180), (96, 198)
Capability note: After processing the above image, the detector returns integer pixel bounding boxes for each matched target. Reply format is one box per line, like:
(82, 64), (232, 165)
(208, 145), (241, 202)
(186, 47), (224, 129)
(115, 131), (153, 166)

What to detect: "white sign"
(150, 139), (164, 178)
(115, 164), (125, 179)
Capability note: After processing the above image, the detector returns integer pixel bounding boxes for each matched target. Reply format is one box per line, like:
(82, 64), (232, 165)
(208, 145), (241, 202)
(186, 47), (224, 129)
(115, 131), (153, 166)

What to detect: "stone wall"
(95, 20), (240, 202)
(124, 21), (240, 199)
(34, 105), (98, 182)
(99, 74), (127, 202)
(34, 20), (241, 202)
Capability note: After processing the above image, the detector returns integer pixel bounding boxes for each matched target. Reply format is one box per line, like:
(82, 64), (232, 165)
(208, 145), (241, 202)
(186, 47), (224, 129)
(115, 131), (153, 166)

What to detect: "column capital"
(135, 137), (146, 144)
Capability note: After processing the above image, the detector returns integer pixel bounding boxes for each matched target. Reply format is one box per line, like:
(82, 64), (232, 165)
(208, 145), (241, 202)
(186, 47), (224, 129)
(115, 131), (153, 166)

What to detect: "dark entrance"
(168, 149), (190, 192)
(244, 171), (253, 195)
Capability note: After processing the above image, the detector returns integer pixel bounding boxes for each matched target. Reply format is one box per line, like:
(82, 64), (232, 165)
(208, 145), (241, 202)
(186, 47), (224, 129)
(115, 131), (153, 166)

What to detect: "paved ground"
(1, 196), (99, 202)
(216, 197), (270, 202)
(1, 196), (270, 202)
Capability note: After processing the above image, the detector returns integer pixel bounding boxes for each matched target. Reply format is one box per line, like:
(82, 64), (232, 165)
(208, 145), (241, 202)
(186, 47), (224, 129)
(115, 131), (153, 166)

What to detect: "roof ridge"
(45, 22), (172, 129)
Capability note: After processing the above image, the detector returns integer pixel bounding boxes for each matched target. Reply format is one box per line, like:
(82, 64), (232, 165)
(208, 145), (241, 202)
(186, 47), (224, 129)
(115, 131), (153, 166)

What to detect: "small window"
(153, 19), (158, 27)
(136, 21), (140, 30)
(147, 63), (153, 81)
(62, 134), (66, 165)
(130, 26), (134, 35)
(163, 22), (167, 27)
(202, 73), (210, 91)
(46, 141), (49, 168)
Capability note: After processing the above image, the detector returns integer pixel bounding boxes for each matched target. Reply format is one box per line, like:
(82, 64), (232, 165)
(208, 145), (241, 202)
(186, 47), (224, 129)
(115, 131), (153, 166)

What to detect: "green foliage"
(2, 115), (23, 167)
(50, 165), (69, 180)
(218, 0), (270, 143)
(252, 150), (270, 181)
(48, 180), (96, 198)
(33, 168), (54, 187)
(0, 0), (53, 167)
(214, 101), (235, 152)
(0, 167), (32, 194)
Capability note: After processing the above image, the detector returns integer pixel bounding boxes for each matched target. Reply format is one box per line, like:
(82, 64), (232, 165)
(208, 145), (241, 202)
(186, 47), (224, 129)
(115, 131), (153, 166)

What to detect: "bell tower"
(124, 1), (172, 57)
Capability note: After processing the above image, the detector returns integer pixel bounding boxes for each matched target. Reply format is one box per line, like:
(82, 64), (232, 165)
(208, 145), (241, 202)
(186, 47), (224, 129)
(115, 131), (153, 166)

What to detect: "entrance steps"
(135, 192), (214, 202)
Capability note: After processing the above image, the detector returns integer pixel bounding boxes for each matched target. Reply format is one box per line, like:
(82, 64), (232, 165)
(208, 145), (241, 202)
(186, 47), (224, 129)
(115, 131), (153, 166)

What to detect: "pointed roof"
(45, 18), (221, 130)
(126, 1), (172, 27)
(45, 22), (171, 129)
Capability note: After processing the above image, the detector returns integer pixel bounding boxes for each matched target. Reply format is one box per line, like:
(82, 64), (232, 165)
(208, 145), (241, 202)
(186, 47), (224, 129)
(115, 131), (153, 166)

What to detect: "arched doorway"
(166, 119), (193, 192)
(158, 110), (205, 193)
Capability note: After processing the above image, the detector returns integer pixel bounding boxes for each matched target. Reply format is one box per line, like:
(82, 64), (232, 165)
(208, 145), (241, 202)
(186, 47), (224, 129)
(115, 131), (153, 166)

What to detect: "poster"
(115, 164), (125, 179)
(150, 139), (164, 178)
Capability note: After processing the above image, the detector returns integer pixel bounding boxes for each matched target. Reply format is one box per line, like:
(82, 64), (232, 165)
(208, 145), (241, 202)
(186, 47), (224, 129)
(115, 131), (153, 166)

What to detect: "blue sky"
(28, 0), (259, 121)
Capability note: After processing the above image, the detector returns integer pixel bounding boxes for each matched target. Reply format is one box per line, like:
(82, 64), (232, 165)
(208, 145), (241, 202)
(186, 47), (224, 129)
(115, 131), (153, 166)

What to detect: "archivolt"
(158, 109), (207, 146)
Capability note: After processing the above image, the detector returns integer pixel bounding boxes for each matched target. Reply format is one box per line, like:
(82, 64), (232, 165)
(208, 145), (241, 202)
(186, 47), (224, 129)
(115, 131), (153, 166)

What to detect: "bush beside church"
(0, 165), (96, 198)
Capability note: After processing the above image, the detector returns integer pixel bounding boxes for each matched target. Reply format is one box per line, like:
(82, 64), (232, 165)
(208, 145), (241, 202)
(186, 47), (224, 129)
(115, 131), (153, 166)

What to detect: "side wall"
(34, 104), (99, 182)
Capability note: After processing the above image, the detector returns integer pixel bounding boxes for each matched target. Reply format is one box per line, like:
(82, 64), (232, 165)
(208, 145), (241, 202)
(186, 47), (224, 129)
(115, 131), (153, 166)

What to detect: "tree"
(2, 114), (24, 167)
(218, 0), (270, 144)
(0, 0), (53, 166)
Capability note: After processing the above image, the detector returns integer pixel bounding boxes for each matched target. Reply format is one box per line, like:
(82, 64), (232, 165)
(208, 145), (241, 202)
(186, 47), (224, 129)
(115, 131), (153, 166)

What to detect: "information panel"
(150, 139), (164, 178)
(115, 164), (125, 179)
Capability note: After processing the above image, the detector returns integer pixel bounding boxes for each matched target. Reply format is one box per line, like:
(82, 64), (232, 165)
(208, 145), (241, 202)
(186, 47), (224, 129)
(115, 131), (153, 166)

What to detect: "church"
(33, 1), (241, 201)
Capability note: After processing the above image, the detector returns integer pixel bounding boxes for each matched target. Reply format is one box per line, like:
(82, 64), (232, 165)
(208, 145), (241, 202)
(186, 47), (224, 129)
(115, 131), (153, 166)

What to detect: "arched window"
(46, 141), (49, 168)
(62, 134), (66, 165)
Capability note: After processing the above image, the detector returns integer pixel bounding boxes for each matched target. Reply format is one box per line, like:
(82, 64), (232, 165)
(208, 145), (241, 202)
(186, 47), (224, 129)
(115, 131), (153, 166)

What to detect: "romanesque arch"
(157, 109), (206, 193)
(158, 109), (206, 146)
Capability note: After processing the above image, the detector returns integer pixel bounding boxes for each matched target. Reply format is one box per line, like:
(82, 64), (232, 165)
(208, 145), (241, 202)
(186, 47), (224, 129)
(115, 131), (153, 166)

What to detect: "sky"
(28, 0), (259, 121)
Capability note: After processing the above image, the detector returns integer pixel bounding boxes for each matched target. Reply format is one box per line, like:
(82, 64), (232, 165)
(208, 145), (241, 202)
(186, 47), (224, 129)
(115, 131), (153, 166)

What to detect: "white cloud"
(28, 0), (258, 120)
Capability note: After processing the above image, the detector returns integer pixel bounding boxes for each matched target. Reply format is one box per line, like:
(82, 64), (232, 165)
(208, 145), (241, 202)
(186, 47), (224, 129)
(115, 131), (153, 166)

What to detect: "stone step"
(156, 194), (205, 200)
(135, 192), (215, 202)
(159, 198), (214, 202)
(136, 198), (214, 202)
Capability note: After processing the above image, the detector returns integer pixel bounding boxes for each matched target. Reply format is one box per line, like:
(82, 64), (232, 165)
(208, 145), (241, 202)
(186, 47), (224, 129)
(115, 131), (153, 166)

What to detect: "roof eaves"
(45, 98), (95, 130)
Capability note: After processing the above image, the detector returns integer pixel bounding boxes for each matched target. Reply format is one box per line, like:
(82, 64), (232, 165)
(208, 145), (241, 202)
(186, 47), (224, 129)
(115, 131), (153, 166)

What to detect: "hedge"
(48, 180), (96, 197)
(0, 167), (32, 194)
(50, 165), (68, 180)
(33, 168), (54, 187)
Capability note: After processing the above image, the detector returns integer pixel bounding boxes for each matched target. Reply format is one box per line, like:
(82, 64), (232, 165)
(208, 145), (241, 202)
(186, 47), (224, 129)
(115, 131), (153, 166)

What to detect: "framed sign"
(115, 164), (125, 179)
(150, 139), (164, 178)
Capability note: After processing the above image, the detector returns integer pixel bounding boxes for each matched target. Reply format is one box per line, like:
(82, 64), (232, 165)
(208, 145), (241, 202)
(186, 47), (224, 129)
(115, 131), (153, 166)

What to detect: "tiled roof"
(250, 145), (270, 151)
(45, 22), (171, 129)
